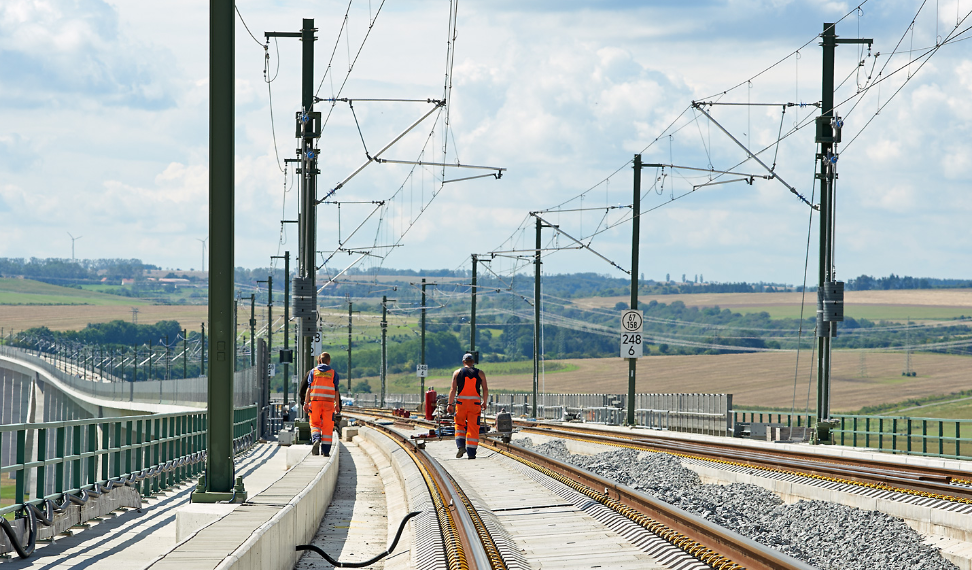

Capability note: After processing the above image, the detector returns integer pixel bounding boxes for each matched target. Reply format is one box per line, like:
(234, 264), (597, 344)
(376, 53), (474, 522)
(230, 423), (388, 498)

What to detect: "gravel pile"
(519, 437), (957, 570)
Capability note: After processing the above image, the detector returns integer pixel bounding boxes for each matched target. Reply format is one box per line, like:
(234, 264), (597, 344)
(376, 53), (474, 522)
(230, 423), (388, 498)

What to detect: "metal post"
(533, 217), (541, 418)
(201, 323), (206, 377)
(166, 335), (172, 380)
(380, 295), (388, 408)
(149, 339), (153, 380)
(629, 154), (641, 426)
(249, 293), (256, 367)
(272, 252), (291, 407)
(183, 329), (187, 379)
(815, 23), (871, 435)
(420, 279), (426, 405)
(470, 254), (477, 353)
(298, 19), (318, 391)
(266, 277), (272, 402)
(283, 253), (290, 407)
(347, 301), (353, 392)
(193, 0), (242, 503)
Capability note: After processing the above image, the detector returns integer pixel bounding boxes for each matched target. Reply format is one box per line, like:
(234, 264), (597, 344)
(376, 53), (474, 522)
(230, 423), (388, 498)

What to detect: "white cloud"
(0, 0), (969, 284)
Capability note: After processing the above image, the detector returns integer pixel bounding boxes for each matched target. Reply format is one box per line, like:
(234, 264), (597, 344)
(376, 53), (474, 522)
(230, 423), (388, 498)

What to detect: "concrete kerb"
(146, 442), (339, 570)
(356, 425), (438, 570)
(216, 446), (340, 570)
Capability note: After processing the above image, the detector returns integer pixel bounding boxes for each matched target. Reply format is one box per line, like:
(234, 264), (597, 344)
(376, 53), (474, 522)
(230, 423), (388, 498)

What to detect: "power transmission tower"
(903, 316), (915, 377)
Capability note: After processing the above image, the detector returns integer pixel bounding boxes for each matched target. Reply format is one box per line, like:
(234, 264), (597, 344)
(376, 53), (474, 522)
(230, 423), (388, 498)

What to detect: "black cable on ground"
(296, 511), (421, 568)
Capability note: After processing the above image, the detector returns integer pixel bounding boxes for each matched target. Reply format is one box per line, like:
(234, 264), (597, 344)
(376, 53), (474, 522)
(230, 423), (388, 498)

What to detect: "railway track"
(348, 410), (815, 570)
(509, 419), (972, 505)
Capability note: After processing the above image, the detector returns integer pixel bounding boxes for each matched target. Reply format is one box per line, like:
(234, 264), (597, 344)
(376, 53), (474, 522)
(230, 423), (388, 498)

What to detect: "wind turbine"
(196, 237), (208, 274)
(67, 232), (83, 262)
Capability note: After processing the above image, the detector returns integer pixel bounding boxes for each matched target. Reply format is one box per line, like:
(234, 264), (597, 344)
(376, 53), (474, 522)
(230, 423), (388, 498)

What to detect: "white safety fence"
(348, 390), (733, 436)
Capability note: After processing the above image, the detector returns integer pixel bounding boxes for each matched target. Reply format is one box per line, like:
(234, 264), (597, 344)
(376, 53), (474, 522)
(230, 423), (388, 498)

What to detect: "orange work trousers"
(454, 401), (481, 452)
(309, 400), (335, 447)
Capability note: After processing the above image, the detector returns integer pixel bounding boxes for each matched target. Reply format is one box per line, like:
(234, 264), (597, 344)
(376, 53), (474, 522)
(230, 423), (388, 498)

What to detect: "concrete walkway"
(1, 443), (289, 570)
(295, 441), (389, 570)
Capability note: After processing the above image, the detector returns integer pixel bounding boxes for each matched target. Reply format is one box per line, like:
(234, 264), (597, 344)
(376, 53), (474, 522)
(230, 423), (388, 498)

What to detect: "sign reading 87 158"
(620, 332), (643, 358)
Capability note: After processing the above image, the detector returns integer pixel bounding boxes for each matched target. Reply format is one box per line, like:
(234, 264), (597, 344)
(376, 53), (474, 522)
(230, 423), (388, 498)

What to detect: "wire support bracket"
(530, 213), (630, 275)
(691, 101), (819, 210)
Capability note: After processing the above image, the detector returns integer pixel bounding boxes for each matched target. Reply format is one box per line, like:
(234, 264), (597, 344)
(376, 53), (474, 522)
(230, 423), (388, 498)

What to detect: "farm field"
(0, 278), (149, 307)
(0, 304), (208, 332)
(572, 289), (972, 321)
(882, 397), (972, 419)
(427, 350), (972, 413)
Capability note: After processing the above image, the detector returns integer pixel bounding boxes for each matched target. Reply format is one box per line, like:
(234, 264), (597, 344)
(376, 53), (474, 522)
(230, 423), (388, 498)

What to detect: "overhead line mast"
(266, 20), (320, 393)
(814, 23), (871, 444)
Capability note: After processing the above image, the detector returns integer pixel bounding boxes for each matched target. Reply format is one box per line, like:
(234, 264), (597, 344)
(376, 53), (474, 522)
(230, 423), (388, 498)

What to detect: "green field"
(730, 304), (971, 321)
(0, 279), (148, 306)
(879, 397), (972, 420)
(1, 477), (14, 519)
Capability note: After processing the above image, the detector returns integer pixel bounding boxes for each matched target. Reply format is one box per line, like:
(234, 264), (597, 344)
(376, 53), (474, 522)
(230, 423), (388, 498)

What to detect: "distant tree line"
(844, 274), (972, 290)
(11, 320), (186, 347)
(0, 258), (149, 284)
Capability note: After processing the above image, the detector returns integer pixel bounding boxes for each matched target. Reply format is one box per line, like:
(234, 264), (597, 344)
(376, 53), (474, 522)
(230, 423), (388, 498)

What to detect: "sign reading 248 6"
(620, 332), (643, 358)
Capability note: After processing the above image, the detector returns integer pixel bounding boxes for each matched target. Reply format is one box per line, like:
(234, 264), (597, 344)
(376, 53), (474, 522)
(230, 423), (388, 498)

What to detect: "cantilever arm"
(692, 102), (818, 210)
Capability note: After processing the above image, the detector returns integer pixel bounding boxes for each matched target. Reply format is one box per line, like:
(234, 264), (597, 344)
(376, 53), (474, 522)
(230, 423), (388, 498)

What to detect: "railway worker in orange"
(301, 352), (342, 456)
(447, 353), (488, 459)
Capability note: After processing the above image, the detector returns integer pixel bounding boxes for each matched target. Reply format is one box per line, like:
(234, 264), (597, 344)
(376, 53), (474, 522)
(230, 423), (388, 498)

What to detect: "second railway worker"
(301, 352), (342, 456)
(447, 353), (488, 459)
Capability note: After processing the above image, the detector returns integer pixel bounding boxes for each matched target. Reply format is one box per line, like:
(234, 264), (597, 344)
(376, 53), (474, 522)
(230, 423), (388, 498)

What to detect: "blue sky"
(1, 0), (969, 285)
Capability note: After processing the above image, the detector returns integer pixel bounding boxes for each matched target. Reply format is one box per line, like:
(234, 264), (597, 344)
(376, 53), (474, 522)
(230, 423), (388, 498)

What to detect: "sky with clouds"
(1, 0), (970, 285)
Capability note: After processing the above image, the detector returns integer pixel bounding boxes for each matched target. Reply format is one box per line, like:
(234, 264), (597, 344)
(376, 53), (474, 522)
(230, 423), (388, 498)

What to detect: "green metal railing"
(1, 405), (258, 519)
(733, 410), (972, 460)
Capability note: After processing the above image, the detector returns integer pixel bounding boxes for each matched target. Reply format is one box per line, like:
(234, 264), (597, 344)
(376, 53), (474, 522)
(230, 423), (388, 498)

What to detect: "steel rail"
(349, 409), (812, 569)
(481, 438), (815, 570)
(512, 421), (972, 502)
(360, 418), (507, 570)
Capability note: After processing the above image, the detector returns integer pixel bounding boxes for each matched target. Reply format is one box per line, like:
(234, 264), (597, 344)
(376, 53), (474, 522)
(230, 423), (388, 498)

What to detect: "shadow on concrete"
(3, 442), (279, 569)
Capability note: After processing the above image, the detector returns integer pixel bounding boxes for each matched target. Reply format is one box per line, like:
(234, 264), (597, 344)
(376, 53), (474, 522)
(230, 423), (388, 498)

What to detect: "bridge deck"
(3, 443), (294, 570)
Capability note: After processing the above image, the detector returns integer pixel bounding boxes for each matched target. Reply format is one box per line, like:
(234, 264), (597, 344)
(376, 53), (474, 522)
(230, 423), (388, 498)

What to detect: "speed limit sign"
(620, 332), (643, 358)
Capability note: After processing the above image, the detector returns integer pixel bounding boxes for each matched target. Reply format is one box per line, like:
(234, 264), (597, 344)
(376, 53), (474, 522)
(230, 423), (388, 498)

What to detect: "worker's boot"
(467, 449), (476, 460)
(322, 444), (331, 457)
(312, 439), (321, 456)
(456, 448), (465, 458)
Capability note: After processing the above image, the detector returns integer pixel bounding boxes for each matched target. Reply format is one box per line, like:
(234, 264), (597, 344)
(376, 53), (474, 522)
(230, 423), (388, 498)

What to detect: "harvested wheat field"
(0, 304), (209, 331)
(573, 289), (972, 321)
(487, 351), (972, 412)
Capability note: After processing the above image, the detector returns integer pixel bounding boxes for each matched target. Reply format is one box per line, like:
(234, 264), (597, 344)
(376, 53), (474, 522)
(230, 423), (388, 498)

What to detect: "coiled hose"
(0, 502), (38, 559)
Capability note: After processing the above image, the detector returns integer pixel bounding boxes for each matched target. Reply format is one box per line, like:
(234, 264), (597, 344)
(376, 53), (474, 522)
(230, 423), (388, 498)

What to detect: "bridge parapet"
(0, 345), (260, 410)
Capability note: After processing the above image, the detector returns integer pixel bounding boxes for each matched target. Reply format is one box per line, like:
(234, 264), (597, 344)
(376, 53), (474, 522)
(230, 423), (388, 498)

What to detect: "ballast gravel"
(518, 437), (957, 570)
